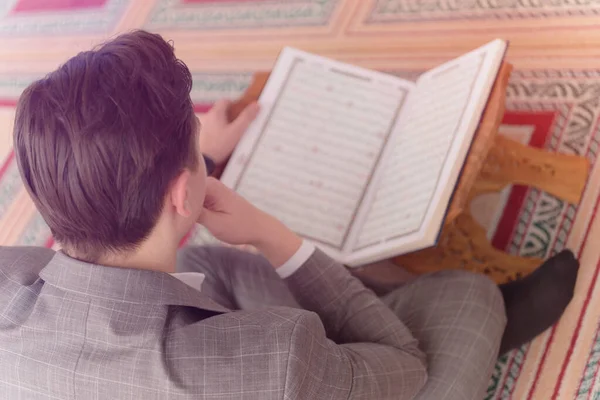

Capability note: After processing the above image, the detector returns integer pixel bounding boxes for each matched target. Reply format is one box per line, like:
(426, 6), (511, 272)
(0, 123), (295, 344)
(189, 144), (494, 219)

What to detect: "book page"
(347, 40), (507, 264)
(221, 48), (413, 255)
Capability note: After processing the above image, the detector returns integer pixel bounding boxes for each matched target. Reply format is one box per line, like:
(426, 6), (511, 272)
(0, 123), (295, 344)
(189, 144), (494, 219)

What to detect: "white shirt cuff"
(276, 240), (315, 279)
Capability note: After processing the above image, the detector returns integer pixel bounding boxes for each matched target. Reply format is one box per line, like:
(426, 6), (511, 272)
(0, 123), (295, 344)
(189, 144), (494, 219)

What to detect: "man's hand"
(199, 100), (259, 166)
(198, 178), (302, 267)
(197, 177), (266, 245)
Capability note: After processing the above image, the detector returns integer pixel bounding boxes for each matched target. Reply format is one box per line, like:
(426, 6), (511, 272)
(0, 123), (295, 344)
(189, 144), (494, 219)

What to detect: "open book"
(215, 40), (507, 266)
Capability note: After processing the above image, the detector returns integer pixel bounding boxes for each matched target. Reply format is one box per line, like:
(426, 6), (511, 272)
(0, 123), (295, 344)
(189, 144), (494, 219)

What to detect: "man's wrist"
(251, 213), (302, 268)
(276, 241), (315, 278)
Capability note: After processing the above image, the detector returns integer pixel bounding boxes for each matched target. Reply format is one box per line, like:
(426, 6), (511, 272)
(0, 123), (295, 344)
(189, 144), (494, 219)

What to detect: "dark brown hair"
(13, 30), (198, 261)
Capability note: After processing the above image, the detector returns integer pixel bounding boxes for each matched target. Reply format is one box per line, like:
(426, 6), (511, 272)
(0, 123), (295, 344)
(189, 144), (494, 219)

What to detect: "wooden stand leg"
(393, 212), (542, 284)
(480, 135), (590, 204)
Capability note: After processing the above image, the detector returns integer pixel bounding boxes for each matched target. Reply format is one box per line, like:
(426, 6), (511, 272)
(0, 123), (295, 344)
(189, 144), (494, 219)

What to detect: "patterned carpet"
(1, 0), (600, 398)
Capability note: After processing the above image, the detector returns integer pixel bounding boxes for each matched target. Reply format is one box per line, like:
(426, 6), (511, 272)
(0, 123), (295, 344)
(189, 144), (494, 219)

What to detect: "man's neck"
(95, 235), (179, 274)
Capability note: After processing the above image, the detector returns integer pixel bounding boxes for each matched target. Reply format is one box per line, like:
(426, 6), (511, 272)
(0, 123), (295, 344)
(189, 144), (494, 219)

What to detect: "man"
(1, 30), (578, 399)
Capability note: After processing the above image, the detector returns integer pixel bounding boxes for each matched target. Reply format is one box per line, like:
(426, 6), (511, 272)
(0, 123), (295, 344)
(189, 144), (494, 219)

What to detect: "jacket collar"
(39, 251), (230, 313)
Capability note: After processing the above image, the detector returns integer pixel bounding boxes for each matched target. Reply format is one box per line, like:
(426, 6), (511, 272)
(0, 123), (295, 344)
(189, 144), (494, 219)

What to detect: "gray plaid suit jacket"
(0, 246), (427, 399)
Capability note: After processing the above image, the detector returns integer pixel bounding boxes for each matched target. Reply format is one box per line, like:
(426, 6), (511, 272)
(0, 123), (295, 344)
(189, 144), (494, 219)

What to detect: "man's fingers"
(211, 99), (231, 116)
(202, 177), (234, 209)
(197, 207), (219, 228)
(198, 179), (225, 225)
(203, 177), (226, 200)
(229, 102), (260, 137)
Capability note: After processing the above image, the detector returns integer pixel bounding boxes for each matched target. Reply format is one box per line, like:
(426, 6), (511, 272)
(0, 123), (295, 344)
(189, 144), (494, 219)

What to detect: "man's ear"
(170, 170), (192, 218)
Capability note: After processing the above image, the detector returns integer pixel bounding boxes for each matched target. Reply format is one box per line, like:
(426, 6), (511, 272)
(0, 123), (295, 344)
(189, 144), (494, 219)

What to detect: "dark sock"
(498, 249), (579, 355)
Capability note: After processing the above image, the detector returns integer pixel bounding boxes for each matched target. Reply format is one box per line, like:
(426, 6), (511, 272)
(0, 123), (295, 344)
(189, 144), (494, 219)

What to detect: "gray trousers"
(177, 246), (506, 400)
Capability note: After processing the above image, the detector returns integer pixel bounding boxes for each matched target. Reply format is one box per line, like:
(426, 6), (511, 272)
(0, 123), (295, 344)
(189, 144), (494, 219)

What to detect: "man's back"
(0, 246), (303, 399)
